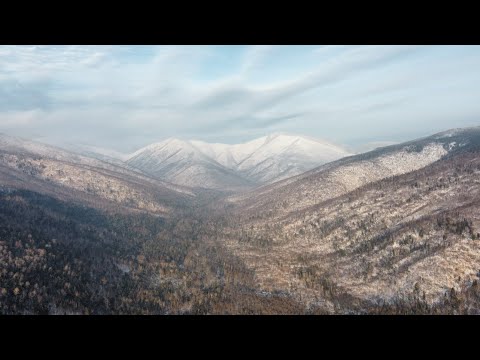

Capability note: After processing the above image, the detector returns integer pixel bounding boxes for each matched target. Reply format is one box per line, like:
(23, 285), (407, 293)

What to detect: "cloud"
(240, 45), (275, 75)
(193, 86), (254, 110)
(0, 78), (52, 111)
(187, 46), (425, 132)
(81, 52), (107, 67)
(0, 109), (46, 127)
(0, 45), (479, 152)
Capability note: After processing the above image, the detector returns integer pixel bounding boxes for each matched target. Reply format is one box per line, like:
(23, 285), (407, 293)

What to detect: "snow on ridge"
(129, 134), (351, 172)
(126, 133), (352, 187)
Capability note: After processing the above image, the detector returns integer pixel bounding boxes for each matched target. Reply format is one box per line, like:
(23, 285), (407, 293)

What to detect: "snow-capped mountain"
(227, 126), (480, 217)
(126, 138), (255, 190)
(126, 133), (352, 190)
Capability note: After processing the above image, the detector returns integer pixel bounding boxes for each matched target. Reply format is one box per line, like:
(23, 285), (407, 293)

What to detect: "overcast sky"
(1, 45), (480, 153)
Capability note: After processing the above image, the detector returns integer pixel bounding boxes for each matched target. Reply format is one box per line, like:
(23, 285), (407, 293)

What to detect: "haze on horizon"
(1, 45), (480, 153)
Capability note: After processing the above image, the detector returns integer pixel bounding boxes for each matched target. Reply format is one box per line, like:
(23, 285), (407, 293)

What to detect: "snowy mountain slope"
(216, 127), (480, 310)
(0, 133), (138, 176)
(227, 127), (480, 218)
(234, 133), (352, 183)
(0, 133), (195, 215)
(126, 134), (351, 190)
(189, 136), (267, 169)
(126, 138), (254, 190)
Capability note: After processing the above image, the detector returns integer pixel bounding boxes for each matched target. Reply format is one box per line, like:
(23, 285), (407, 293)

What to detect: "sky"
(0, 45), (480, 153)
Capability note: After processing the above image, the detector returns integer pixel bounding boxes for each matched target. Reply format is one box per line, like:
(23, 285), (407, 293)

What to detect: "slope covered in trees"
(2, 127), (480, 314)
(0, 189), (308, 314)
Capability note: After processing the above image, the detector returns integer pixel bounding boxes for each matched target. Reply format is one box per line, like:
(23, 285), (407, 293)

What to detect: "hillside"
(0, 134), (194, 216)
(216, 127), (480, 313)
(227, 127), (480, 219)
(2, 127), (480, 314)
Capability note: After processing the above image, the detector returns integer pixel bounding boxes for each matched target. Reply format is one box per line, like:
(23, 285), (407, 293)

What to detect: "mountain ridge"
(126, 133), (352, 190)
(214, 126), (480, 311)
(0, 133), (195, 217)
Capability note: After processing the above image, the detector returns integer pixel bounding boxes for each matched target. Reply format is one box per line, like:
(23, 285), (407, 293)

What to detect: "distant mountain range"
(125, 133), (352, 190)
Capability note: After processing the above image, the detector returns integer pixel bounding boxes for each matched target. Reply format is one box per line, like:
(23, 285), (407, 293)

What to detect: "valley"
(1, 128), (480, 314)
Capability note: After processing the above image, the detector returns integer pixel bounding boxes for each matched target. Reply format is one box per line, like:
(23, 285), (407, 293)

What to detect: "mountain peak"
(127, 133), (351, 189)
